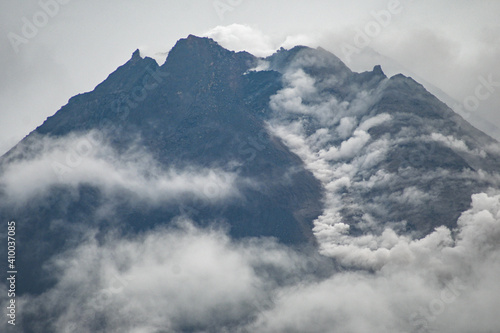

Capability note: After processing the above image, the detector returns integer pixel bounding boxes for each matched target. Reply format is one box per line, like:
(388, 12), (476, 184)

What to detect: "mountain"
(348, 46), (500, 142)
(0, 35), (324, 296)
(264, 44), (500, 239)
(1, 35), (500, 332)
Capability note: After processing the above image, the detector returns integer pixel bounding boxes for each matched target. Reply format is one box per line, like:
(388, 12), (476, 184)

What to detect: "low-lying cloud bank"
(0, 127), (499, 332)
(0, 192), (499, 332)
(0, 131), (239, 207)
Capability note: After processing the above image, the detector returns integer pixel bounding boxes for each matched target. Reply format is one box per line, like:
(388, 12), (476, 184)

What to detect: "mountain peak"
(373, 64), (384, 76)
(165, 34), (229, 66)
(266, 45), (352, 78)
(3, 30), (500, 333)
(162, 34), (256, 89)
(172, 34), (222, 53)
(132, 48), (141, 59)
(185, 34), (216, 43)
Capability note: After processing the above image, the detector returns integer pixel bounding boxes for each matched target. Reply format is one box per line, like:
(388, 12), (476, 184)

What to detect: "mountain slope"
(1, 34), (499, 302)
(0, 36), (324, 296)
(260, 45), (500, 261)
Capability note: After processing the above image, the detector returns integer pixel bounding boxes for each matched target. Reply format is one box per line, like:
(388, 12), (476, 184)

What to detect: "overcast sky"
(1, 0), (499, 155)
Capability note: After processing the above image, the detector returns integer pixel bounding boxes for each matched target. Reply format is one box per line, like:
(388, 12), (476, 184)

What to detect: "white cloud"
(429, 132), (486, 157)
(265, 46), (500, 275)
(280, 33), (320, 50)
(1, 4), (500, 332)
(2, 1), (500, 157)
(203, 24), (278, 57)
(0, 131), (239, 206)
(3, 192), (500, 332)
(252, 192), (500, 333)
(359, 113), (392, 131)
(337, 117), (357, 138)
(246, 59), (270, 73)
(321, 130), (371, 161)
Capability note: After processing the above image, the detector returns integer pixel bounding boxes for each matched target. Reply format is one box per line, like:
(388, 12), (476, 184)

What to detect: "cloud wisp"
(1, 192), (499, 332)
(0, 131), (239, 207)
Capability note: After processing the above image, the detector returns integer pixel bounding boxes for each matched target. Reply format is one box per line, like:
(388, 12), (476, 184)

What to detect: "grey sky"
(1, 0), (499, 154)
